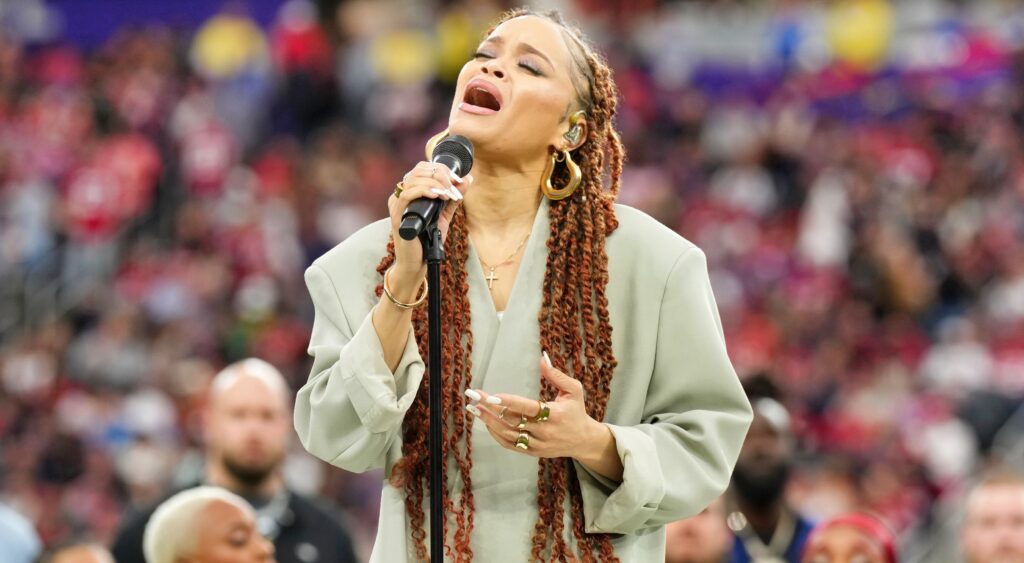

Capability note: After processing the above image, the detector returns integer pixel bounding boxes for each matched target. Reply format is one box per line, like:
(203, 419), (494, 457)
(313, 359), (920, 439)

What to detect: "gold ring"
(498, 406), (509, 420)
(394, 181), (404, 197)
(534, 401), (550, 422)
(515, 431), (530, 450)
(517, 415), (528, 430)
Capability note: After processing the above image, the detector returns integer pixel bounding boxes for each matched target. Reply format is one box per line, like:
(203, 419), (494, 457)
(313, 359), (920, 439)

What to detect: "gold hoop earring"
(540, 148), (582, 201)
(424, 128), (450, 159)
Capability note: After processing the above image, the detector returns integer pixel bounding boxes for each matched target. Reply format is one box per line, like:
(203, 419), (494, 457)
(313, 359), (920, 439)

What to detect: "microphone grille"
(433, 134), (474, 175)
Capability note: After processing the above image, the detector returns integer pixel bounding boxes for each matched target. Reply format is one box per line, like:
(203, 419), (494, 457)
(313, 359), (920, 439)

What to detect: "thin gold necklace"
(477, 233), (530, 290)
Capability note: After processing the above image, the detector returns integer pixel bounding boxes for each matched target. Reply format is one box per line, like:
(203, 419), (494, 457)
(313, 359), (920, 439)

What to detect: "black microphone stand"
(402, 133), (472, 561)
(421, 222), (445, 562)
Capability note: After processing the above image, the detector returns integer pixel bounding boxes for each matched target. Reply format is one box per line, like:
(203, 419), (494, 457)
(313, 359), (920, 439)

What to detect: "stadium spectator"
(665, 496), (731, 563)
(801, 512), (897, 563)
(111, 359), (357, 563)
(39, 541), (115, 563)
(960, 473), (1024, 563)
(0, 503), (42, 563)
(142, 486), (273, 563)
(728, 376), (815, 563)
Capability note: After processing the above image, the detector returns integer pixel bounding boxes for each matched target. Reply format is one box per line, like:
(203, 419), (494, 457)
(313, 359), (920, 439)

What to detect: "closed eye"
(518, 60), (542, 76)
(228, 526), (251, 547)
(473, 50), (542, 76)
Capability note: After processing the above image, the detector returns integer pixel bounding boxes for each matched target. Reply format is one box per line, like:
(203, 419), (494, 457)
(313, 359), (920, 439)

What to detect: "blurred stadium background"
(0, 0), (1022, 561)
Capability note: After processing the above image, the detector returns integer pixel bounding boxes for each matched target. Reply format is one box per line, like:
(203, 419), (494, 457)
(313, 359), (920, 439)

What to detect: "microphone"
(399, 135), (474, 241)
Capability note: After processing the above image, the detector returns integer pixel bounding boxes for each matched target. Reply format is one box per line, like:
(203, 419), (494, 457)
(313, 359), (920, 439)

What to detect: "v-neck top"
(295, 199), (753, 562)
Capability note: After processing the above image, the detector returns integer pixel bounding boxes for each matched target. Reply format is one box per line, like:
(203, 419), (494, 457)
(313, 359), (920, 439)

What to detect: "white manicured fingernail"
(465, 404), (481, 417)
(431, 188), (448, 197)
(543, 351), (552, 368)
(486, 396), (502, 405)
(465, 389), (482, 402)
(450, 188), (463, 201)
(450, 170), (462, 182)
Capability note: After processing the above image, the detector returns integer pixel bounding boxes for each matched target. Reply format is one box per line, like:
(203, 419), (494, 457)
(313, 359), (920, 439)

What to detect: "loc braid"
(528, 8), (624, 562)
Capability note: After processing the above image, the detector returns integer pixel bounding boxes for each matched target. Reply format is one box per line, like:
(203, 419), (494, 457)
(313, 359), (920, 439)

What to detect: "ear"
(562, 110), (588, 151)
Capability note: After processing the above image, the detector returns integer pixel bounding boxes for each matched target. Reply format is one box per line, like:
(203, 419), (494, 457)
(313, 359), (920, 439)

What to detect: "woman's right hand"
(385, 161), (473, 295)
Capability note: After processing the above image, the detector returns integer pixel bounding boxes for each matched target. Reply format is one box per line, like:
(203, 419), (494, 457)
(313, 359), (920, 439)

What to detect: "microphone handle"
(398, 154), (465, 241)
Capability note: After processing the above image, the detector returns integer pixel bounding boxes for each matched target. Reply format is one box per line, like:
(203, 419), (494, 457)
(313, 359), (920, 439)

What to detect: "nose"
(257, 536), (275, 561)
(481, 62), (504, 79)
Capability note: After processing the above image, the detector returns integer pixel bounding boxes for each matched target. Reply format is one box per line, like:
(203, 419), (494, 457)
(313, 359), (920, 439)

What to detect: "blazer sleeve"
(574, 246), (753, 534)
(293, 262), (425, 473)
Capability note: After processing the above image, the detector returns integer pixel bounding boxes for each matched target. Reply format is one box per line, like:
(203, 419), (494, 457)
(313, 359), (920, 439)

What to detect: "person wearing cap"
(800, 512), (897, 563)
(728, 375), (814, 563)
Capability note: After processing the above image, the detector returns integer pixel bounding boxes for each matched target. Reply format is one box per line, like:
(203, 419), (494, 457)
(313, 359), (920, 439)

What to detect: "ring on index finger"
(498, 406), (509, 420)
(394, 181), (404, 198)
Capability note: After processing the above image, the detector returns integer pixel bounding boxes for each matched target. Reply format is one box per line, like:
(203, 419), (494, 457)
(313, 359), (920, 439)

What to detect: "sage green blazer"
(294, 199), (752, 562)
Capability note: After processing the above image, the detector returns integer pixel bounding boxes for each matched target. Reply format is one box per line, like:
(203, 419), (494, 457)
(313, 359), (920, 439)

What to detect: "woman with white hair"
(143, 486), (275, 563)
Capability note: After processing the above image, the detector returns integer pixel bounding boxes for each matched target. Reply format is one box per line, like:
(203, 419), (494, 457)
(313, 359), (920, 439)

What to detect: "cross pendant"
(485, 268), (499, 289)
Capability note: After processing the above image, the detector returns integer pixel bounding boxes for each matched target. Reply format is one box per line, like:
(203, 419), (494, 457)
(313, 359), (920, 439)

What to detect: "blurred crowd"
(0, 0), (1023, 561)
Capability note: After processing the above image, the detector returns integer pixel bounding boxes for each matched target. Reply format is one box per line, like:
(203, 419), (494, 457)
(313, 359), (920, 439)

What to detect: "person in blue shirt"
(727, 376), (814, 563)
(0, 502), (41, 563)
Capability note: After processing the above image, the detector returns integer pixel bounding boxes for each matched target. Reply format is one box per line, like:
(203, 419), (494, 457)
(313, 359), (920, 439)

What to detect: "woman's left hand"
(465, 352), (604, 459)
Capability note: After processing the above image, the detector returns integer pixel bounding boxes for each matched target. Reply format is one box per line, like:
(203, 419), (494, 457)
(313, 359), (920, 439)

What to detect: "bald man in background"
(960, 473), (1024, 563)
(111, 358), (357, 563)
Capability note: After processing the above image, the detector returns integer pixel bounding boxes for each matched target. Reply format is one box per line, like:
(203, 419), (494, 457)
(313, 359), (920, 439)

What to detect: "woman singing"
(295, 8), (752, 562)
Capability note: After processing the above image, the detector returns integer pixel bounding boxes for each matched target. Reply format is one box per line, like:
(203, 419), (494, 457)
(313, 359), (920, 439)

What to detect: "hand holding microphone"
(400, 135), (474, 241)
(386, 135), (475, 291)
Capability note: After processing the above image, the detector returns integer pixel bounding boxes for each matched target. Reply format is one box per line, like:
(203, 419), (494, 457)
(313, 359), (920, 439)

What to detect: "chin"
(223, 454), (281, 485)
(448, 115), (490, 141)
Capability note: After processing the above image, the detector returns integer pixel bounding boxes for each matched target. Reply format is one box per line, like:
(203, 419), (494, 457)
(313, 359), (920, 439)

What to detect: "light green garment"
(294, 199), (752, 562)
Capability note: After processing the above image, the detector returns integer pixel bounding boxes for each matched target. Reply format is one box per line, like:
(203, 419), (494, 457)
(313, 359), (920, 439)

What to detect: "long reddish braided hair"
(374, 9), (626, 562)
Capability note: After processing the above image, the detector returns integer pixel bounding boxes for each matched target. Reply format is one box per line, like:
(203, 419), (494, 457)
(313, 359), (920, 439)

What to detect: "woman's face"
(448, 15), (582, 163)
(185, 500), (275, 563)
(802, 524), (887, 563)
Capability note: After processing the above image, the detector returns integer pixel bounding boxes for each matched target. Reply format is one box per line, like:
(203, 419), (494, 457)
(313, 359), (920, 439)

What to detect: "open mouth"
(465, 87), (501, 111)
(460, 80), (502, 114)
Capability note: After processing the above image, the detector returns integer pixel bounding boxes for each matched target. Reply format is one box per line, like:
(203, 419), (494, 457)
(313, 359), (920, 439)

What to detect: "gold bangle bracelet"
(383, 267), (428, 309)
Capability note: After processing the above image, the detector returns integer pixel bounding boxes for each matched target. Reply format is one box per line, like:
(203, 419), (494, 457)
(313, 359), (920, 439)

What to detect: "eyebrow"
(481, 36), (554, 69)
